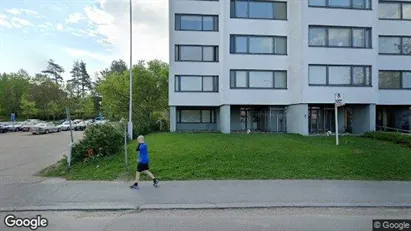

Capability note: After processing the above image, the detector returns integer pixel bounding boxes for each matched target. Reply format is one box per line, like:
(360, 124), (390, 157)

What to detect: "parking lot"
(0, 131), (84, 183)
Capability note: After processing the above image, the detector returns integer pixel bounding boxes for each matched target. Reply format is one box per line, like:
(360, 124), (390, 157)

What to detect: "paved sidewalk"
(1, 179), (410, 211)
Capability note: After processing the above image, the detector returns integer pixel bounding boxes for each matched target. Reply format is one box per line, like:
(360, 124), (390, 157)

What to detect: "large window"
(308, 0), (371, 9)
(309, 26), (372, 48)
(177, 109), (216, 123)
(379, 36), (411, 55)
(230, 35), (287, 55)
(379, 2), (411, 20)
(308, 65), (372, 86)
(230, 0), (287, 20)
(175, 14), (218, 31)
(230, 70), (287, 89)
(175, 45), (219, 62)
(175, 75), (218, 92)
(379, 71), (411, 89)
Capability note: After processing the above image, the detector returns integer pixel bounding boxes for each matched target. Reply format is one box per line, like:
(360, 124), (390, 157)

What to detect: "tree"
(0, 71), (30, 117)
(45, 100), (59, 121)
(73, 96), (95, 119)
(98, 59), (168, 135)
(42, 59), (65, 85)
(100, 59), (128, 78)
(69, 60), (82, 97)
(20, 94), (38, 119)
(28, 74), (66, 120)
(79, 61), (92, 98)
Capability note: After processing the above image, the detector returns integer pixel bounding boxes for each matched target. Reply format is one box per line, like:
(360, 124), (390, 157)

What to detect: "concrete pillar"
(286, 104), (309, 135)
(220, 105), (231, 134)
(170, 106), (176, 132)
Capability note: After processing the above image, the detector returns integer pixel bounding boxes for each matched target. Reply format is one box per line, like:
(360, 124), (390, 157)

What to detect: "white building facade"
(168, 0), (411, 135)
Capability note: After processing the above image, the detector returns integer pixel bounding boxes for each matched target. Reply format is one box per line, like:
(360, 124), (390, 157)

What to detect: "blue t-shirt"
(136, 143), (150, 164)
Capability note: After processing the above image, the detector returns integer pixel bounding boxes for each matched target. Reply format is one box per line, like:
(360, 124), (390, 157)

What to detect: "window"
(379, 36), (411, 55)
(308, 65), (372, 86)
(379, 2), (411, 20)
(177, 109), (216, 123)
(175, 14), (218, 31)
(175, 75), (218, 92)
(230, 70), (287, 89)
(309, 26), (372, 48)
(308, 0), (371, 9)
(231, 0), (287, 20)
(230, 35), (287, 55)
(175, 45), (219, 62)
(379, 71), (411, 89)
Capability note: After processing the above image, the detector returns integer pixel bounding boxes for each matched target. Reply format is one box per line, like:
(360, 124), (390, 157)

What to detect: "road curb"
(138, 202), (411, 211)
(0, 203), (138, 212)
(2, 202), (411, 212)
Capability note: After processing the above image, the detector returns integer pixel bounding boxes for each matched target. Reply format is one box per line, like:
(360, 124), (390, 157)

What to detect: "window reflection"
(379, 3), (401, 19)
(309, 28), (326, 46)
(328, 28), (350, 47)
(249, 37), (273, 53)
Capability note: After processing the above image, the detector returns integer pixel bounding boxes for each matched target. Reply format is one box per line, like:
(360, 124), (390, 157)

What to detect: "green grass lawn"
(40, 133), (411, 181)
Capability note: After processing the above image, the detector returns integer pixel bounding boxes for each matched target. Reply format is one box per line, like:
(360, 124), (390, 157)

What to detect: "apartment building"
(168, 0), (411, 135)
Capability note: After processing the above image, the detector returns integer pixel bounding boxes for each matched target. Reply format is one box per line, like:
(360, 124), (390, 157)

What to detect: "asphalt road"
(0, 131), (83, 183)
(1, 208), (411, 231)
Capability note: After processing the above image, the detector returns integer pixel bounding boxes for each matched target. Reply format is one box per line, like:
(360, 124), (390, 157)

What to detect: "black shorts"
(137, 163), (149, 172)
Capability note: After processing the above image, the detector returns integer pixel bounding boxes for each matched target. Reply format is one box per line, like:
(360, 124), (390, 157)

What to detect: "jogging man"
(130, 135), (159, 189)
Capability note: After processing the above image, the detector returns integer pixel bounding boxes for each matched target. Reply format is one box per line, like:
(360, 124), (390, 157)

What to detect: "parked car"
(0, 123), (8, 133)
(58, 121), (72, 131)
(20, 121), (41, 132)
(73, 121), (87, 131)
(3, 122), (22, 132)
(30, 123), (61, 135)
(94, 117), (108, 125)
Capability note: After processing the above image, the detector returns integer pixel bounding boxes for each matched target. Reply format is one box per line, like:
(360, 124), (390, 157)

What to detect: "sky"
(0, 0), (168, 81)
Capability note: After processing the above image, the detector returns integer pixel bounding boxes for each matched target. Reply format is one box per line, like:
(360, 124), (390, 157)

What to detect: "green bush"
(363, 131), (411, 148)
(72, 123), (124, 162)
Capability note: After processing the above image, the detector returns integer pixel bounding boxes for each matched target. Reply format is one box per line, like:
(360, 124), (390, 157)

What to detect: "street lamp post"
(128, 0), (133, 140)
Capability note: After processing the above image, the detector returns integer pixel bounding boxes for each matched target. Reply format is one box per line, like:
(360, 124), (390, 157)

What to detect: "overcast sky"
(0, 0), (168, 81)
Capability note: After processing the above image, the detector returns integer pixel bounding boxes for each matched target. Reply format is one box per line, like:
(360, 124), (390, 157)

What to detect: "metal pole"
(66, 107), (74, 169)
(66, 107), (74, 144)
(124, 123), (128, 171)
(335, 104), (339, 146)
(128, 0), (133, 140)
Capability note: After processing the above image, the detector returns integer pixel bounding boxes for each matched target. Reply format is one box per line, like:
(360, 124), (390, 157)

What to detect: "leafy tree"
(20, 94), (38, 119)
(28, 74), (66, 120)
(42, 59), (65, 85)
(0, 71), (30, 117)
(45, 100), (60, 122)
(81, 96), (96, 118)
(98, 59), (168, 136)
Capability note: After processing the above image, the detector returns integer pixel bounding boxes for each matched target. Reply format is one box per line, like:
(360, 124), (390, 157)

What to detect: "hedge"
(363, 131), (411, 148)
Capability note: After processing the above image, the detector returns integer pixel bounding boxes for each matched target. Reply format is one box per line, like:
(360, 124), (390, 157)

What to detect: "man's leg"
(143, 170), (159, 187)
(135, 171), (141, 183)
(142, 170), (154, 179)
(130, 164), (142, 189)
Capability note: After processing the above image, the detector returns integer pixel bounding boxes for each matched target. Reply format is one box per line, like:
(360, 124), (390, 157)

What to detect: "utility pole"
(128, 0), (133, 140)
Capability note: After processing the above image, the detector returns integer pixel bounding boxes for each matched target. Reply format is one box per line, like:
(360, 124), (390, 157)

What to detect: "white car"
(30, 123), (61, 135)
(73, 121), (86, 131)
(58, 121), (72, 131)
